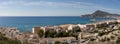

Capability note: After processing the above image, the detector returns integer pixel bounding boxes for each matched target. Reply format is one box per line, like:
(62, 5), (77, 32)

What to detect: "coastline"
(0, 16), (116, 32)
(0, 18), (120, 44)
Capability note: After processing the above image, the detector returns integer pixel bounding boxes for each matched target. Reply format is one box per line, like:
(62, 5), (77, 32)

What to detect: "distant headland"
(81, 10), (120, 18)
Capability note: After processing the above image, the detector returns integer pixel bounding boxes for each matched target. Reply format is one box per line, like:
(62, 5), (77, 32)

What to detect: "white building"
(77, 24), (86, 29)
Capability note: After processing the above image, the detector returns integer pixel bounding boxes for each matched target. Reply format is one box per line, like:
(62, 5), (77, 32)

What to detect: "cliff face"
(81, 10), (120, 18)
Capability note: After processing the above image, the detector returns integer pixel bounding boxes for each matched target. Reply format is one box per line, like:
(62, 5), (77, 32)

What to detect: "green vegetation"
(56, 31), (68, 37)
(23, 40), (29, 44)
(72, 26), (81, 32)
(116, 37), (120, 44)
(37, 29), (44, 37)
(45, 30), (57, 38)
(110, 36), (115, 40)
(0, 33), (21, 44)
(101, 38), (106, 42)
(44, 30), (70, 38)
(62, 42), (69, 44)
(90, 38), (95, 41)
(98, 32), (106, 36)
(44, 30), (79, 38)
(101, 37), (110, 42)
(54, 41), (60, 44)
(54, 41), (69, 44)
(96, 23), (109, 29)
(118, 27), (120, 30)
(37, 26), (81, 38)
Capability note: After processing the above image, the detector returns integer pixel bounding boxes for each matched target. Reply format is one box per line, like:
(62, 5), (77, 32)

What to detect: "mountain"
(81, 10), (120, 18)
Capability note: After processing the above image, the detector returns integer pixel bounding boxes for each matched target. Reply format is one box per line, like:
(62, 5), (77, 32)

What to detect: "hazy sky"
(0, 0), (120, 16)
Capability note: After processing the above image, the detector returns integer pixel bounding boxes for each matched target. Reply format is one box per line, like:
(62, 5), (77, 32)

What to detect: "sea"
(0, 16), (115, 32)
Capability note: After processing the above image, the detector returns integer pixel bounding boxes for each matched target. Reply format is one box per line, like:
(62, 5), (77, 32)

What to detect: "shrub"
(37, 29), (44, 38)
(0, 33), (21, 44)
(116, 38), (120, 44)
(98, 32), (106, 36)
(72, 26), (81, 32)
(54, 41), (60, 44)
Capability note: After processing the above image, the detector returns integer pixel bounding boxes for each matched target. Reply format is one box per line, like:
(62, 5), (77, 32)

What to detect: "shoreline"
(0, 17), (117, 32)
(0, 17), (116, 32)
(0, 19), (120, 44)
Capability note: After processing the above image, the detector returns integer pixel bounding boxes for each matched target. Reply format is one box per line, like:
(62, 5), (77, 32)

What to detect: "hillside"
(81, 10), (120, 18)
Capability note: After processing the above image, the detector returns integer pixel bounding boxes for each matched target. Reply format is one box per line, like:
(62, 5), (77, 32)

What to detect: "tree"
(116, 37), (120, 44)
(49, 31), (57, 38)
(23, 40), (29, 44)
(45, 30), (57, 38)
(98, 32), (106, 36)
(0, 33), (21, 44)
(72, 26), (81, 32)
(54, 41), (60, 44)
(62, 42), (69, 44)
(37, 29), (44, 38)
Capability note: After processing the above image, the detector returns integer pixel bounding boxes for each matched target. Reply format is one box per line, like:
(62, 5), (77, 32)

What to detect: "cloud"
(0, 0), (119, 10)
(0, 0), (120, 16)
(0, 1), (109, 7)
(0, 1), (106, 8)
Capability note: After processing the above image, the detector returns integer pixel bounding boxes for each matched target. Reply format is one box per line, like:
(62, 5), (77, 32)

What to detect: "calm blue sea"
(0, 16), (115, 32)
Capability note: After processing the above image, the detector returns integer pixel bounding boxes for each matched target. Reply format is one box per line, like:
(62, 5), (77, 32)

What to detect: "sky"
(0, 0), (120, 16)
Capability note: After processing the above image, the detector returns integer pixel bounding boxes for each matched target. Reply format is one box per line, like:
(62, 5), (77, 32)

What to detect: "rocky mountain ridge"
(81, 10), (120, 18)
